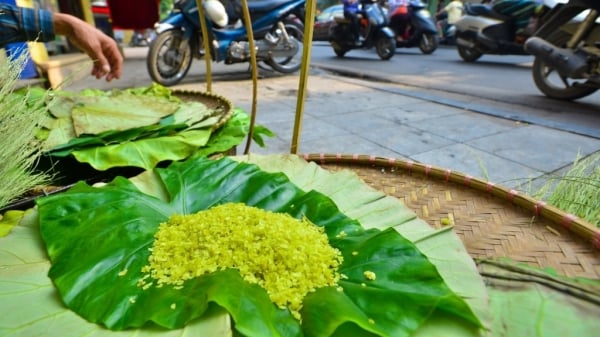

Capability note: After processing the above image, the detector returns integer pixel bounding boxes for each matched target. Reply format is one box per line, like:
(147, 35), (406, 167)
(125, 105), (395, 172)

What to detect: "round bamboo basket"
(303, 153), (600, 279)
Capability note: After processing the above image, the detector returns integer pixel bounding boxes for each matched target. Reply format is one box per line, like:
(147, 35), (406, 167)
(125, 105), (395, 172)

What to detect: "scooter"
(454, 0), (553, 62)
(328, 0), (395, 60)
(391, 0), (439, 54)
(147, 0), (306, 86)
(524, 0), (600, 100)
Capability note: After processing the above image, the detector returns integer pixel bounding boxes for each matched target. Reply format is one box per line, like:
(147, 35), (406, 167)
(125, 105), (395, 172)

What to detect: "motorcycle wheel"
(375, 36), (395, 60)
(531, 57), (598, 101)
(418, 33), (438, 55)
(457, 45), (482, 62)
(266, 19), (304, 73)
(146, 30), (193, 86)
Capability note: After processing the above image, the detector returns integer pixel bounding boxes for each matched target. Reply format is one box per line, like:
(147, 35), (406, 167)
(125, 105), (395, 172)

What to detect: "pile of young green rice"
(139, 202), (344, 320)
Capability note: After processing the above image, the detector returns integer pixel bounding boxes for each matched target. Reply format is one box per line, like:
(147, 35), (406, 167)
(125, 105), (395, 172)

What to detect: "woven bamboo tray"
(303, 153), (600, 280)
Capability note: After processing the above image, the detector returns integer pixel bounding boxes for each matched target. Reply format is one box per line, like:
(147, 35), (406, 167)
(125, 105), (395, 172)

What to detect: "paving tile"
(407, 112), (519, 142)
(467, 125), (600, 173)
(304, 92), (398, 117)
(411, 143), (544, 189)
(298, 134), (404, 158)
(358, 124), (456, 157)
(256, 115), (349, 144)
(319, 111), (405, 134)
(369, 102), (461, 125)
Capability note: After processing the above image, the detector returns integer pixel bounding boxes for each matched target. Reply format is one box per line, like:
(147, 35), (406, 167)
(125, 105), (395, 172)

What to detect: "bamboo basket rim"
(171, 89), (234, 131)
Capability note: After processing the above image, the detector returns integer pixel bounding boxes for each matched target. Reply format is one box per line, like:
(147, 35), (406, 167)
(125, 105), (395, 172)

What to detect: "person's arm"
(0, 4), (54, 47)
(0, 3), (122, 81)
(52, 12), (122, 81)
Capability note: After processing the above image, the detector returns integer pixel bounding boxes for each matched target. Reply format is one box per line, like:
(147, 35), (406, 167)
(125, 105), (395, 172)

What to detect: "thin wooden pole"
(195, 0), (212, 92)
(241, 0), (259, 155)
(290, 0), (317, 154)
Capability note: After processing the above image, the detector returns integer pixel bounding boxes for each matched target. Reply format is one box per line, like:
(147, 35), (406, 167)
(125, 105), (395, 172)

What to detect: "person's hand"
(53, 13), (123, 81)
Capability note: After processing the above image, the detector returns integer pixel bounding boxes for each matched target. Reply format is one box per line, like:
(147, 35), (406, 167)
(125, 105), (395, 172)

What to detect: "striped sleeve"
(0, 3), (55, 47)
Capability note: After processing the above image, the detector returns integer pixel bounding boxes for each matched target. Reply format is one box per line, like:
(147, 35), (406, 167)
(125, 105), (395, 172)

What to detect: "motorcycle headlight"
(419, 10), (431, 18)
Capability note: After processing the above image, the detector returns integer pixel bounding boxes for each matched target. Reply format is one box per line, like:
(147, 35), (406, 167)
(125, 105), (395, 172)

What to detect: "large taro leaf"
(46, 108), (249, 171)
(237, 155), (491, 337)
(46, 123), (186, 155)
(70, 129), (212, 170)
(193, 108), (252, 158)
(480, 260), (600, 337)
(0, 208), (232, 337)
(36, 156), (482, 337)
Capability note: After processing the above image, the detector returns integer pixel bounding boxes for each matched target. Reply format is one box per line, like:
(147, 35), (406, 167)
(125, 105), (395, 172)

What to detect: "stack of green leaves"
(30, 83), (254, 171)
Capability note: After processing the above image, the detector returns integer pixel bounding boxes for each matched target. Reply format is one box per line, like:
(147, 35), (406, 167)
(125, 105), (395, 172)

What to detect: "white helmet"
(204, 0), (229, 27)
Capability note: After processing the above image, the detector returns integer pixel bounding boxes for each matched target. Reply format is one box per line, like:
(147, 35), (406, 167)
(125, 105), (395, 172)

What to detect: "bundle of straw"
(0, 51), (51, 208)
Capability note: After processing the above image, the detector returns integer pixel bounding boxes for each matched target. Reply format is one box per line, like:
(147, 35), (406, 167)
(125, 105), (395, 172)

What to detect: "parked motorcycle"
(328, 0), (395, 60)
(454, 0), (553, 62)
(524, 0), (600, 100)
(147, 0), (306, 86)
(391, 0), (439, 54)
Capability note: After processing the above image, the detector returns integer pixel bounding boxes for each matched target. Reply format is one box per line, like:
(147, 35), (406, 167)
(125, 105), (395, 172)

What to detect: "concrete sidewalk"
(62, 47), (600, 191)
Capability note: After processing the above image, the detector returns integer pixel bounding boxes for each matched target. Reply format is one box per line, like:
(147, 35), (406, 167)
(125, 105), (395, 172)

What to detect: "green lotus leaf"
(43, 107), (250, 171)
(69, 92), (178, 136)
(37, 85), (248, 172)
(235, 154), (491, 336)
(480, 260), (600, 337)
(70, 129), (211, 170)
(0, 207), (231, 336)
(36, 156), (481, 337)
(0, 209), (25, 237)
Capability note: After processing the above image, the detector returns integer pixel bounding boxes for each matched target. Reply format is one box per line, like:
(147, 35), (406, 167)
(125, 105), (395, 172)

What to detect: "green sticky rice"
(139, 202), (343, 320)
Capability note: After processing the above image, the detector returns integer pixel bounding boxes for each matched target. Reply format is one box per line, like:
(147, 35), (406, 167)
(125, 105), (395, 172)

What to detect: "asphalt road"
(309, 42), (600, 139)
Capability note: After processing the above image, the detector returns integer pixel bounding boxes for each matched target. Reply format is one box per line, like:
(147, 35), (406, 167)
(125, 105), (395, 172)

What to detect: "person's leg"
(398, 13), (410, 40)
(437, 18), (448, 38)
(390, 14), (407, 41)
(344, 10), (361, 43)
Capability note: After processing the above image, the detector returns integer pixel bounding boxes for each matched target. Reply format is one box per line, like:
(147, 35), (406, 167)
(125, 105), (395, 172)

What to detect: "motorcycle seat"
(246, 0), (298, 14)
(464, 4), (509, 21)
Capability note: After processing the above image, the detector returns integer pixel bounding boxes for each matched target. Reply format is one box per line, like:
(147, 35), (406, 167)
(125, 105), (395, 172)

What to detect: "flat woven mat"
(304, 154), (600, 279)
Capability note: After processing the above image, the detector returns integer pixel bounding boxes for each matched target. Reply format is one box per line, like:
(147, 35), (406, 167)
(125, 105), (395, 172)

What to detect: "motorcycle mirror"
(204, 0), (229, 27)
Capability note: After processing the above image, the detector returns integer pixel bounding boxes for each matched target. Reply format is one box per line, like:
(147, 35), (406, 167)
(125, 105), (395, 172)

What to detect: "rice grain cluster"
(139, 202), (344, 320)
